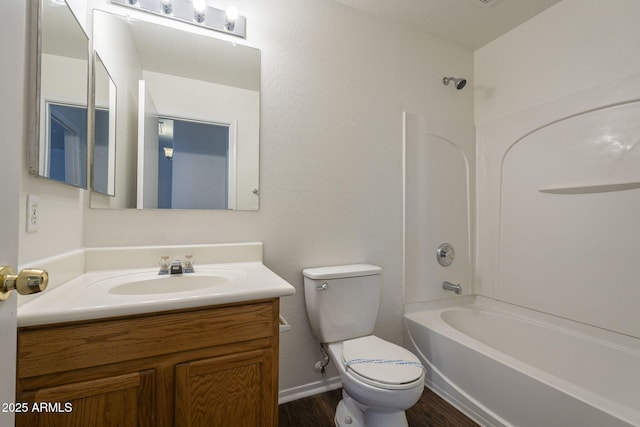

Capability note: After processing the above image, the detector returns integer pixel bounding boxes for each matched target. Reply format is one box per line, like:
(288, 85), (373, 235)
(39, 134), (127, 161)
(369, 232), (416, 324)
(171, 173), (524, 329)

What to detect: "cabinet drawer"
(18, 301), (277, 379)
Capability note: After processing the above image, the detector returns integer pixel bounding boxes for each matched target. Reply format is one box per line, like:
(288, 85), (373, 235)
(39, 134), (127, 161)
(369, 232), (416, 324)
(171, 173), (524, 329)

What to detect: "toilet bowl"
(303, 264), (426, 427)
(328, 336), (425, 427)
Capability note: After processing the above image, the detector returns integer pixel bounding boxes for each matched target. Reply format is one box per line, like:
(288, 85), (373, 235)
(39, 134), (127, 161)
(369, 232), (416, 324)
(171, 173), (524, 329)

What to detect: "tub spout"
(443, 281), (462, 295)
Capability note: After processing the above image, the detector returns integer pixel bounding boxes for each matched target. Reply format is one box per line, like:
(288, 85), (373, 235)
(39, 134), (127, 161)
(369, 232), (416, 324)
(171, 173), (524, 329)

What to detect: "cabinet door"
(16, 370), (155, 427)
(175, 349), (276, 427)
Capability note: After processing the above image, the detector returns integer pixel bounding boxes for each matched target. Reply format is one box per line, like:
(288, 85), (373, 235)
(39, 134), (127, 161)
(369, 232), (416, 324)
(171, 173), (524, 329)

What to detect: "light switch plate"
(26, 194), (40, 233)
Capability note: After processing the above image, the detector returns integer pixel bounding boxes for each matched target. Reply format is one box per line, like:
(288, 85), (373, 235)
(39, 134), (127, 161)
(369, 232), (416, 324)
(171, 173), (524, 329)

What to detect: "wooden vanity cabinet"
(16, 299), (280, 427)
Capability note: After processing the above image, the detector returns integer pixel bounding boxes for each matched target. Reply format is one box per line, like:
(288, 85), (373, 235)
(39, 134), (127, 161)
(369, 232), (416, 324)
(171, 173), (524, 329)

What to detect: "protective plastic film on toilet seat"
(341, 336), (424, 390)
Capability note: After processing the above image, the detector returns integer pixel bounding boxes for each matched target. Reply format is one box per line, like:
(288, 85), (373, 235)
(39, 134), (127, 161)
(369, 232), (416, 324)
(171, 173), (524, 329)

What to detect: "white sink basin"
(90, 268), (246, 295)
(108, 275), (230, 295)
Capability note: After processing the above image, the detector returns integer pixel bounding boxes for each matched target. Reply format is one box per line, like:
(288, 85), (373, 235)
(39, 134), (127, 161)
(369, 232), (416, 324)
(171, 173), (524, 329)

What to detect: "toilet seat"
(341, 336), (424, 390)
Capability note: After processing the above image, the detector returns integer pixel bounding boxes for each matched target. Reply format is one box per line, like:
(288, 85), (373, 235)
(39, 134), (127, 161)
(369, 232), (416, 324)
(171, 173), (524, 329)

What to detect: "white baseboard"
(279, 376), (342, 404)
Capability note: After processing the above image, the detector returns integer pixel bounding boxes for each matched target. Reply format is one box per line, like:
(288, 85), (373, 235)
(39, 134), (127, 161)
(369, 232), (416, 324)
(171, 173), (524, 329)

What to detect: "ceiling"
(332, 0), (562, 50)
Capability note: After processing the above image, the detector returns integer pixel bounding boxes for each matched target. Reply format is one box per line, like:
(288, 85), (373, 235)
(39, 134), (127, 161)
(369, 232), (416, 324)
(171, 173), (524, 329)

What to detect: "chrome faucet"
(170, 259), (183, 275)
(158, 255), (195, 275)
(158, 256), (194, 275)
(442, 281), (462, 295)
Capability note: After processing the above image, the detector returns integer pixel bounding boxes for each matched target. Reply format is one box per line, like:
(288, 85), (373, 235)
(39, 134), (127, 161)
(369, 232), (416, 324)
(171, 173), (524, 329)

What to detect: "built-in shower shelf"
(539, 181), (640, 194)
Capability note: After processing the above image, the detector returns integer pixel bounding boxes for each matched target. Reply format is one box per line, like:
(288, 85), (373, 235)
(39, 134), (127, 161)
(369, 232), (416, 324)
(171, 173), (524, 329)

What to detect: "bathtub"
(404, 296), (640, 427)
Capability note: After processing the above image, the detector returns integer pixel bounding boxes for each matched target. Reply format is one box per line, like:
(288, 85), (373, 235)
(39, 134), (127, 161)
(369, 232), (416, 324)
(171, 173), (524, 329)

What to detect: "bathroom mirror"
(27, 0), (90, 189)
(91, 10), (260, 210)
(92, 53), (117, 196)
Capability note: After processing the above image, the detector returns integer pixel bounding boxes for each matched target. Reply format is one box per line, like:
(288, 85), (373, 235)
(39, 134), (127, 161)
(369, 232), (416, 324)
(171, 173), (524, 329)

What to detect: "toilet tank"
(303, 264), (382, 343)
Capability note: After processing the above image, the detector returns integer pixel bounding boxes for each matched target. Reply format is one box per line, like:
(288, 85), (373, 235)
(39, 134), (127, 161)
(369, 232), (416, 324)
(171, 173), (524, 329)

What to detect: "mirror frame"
(27, 0), (91, 189)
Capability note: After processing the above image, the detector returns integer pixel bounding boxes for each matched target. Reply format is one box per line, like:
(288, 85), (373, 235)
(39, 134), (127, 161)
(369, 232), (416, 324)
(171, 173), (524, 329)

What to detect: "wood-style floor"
(279, 387), (478, 427)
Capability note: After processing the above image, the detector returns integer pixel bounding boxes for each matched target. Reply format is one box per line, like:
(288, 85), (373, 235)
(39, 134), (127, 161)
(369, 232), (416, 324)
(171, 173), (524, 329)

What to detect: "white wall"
(138, 81), (159, 209)
(40, 54), (87, 105)
(474, 0), (640, 336)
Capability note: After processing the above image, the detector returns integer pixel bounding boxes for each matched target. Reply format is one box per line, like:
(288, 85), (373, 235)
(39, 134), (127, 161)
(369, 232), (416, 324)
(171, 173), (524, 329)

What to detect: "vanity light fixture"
(163, 147), (174, 160)
(110, 0), (247, 38)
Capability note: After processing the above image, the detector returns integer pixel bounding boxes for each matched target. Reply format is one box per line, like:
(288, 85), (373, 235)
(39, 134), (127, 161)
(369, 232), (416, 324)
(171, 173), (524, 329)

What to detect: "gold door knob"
(0, 265), (49, 301)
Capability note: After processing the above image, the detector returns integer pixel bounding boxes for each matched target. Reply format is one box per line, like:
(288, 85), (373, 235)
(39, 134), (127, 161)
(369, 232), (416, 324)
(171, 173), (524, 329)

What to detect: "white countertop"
(18, 261), (295, 327)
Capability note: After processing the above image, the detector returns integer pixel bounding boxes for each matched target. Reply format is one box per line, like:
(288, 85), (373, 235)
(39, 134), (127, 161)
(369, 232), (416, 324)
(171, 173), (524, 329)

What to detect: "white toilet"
(303, 264), (425, 427)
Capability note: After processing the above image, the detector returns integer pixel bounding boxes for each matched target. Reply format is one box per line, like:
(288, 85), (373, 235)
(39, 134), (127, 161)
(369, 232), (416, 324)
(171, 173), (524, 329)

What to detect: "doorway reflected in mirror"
(45, 102), (88, 189)
(157, 118), (231, 209)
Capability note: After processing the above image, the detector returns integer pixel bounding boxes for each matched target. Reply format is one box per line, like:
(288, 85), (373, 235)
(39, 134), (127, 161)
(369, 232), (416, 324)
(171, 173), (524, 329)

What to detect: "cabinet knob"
(0, 265), (49, 301)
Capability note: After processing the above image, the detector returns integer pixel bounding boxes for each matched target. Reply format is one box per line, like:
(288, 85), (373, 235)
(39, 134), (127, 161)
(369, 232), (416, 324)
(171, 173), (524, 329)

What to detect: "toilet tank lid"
(302, 264), (381, 280)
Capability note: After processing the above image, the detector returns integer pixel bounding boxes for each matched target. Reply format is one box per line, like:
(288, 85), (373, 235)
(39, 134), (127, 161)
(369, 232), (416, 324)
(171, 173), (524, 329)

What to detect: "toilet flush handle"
(316, 283), (329, 291)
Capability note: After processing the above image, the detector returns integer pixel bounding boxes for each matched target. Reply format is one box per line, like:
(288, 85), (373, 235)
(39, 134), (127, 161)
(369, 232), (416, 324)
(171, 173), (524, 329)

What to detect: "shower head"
(443, 77), (467, 90)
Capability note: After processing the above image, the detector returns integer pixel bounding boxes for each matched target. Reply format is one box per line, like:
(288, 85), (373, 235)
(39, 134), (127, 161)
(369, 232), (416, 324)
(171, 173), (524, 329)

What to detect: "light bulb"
(160, 0), (172, 14)
(193, 0), (206, 13)
(225, 5), (238, 31)
(226, 6), (238, 22)
(193, 0), (206, 23)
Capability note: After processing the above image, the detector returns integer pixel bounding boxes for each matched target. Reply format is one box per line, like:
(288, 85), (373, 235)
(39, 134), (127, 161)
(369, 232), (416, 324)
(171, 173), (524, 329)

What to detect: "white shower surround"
(403, 73), (640, 426)
(476, 72), (640, 339)
(404, 2), (640, 420)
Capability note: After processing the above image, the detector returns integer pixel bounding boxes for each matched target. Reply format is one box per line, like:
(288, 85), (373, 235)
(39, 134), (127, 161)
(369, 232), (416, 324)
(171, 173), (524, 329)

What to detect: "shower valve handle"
(437, 243), (455, 267)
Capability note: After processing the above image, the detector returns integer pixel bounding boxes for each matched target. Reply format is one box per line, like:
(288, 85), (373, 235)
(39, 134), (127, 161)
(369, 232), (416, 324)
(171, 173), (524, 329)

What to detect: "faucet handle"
(183, 255), (195, 273)
(158, 256), (170, 275)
